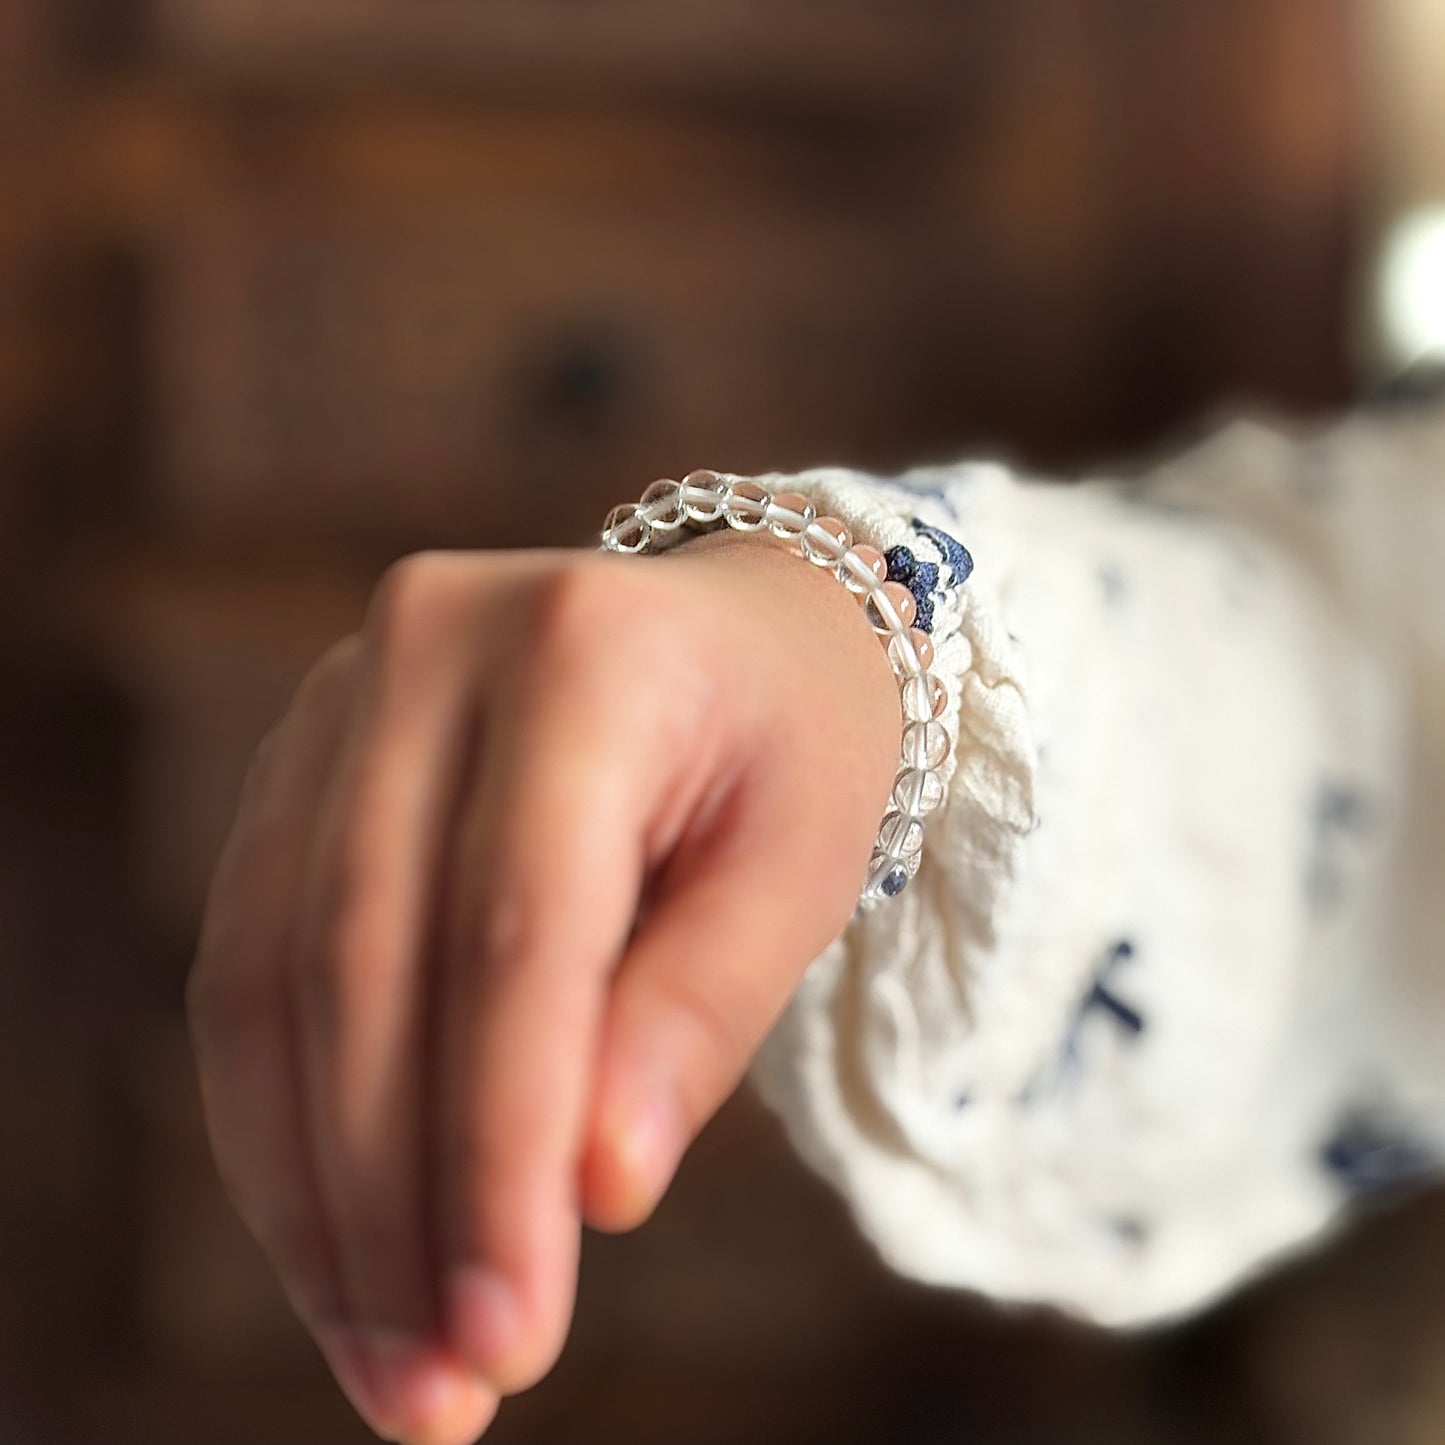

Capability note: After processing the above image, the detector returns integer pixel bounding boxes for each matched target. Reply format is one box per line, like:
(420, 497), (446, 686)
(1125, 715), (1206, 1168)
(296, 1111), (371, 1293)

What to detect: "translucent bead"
(865, 850), (893, 891)
(639, 477), (685, 531)
(602, 503), (649, 553)
(682, 469), (726, 522)
(902, 720), (950, 770)
(839, 544), (887, 594)
(768, 490), (815, 540)
(901, 671), (947, 723)
(865, 850), (909, 899)
(887, 627), (935, 675)
(893, 767), (944, 816)
(801, 516), (851, 566)
(878, 811), (924, 858)
(865, 581), (918, 634)
(723, 479), (771, 530)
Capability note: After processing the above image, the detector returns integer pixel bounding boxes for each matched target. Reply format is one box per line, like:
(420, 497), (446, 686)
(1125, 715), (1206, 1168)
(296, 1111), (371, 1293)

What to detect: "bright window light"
(1377, 205), (1445, 366)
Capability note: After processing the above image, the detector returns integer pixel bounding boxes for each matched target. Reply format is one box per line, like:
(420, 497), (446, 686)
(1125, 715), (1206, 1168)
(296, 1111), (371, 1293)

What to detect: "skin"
(187, 529), (902, 1445)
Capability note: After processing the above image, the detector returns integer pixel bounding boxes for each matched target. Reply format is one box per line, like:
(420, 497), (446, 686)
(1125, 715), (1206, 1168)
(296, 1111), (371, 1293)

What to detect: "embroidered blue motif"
(911, 519), (974, 586)
(1019, 940), (1144, 1105)
(884, 545), (917, 584)
(884, 526), (969, 635)
(1305, 781), (1372, 917)
(1321, 1110), (1437, 1201)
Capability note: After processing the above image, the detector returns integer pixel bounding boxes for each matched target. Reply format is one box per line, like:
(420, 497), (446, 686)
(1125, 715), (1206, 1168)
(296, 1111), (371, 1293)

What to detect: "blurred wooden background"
(4, 1), (1443, 1442)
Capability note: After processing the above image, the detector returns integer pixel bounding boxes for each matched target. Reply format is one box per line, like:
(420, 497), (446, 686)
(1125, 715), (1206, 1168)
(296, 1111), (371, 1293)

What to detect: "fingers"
(287, 556), (501, 1440)
(194, 536), (893, 1445)
(188, 639), (375, 1415)
(580, 763), (866, 1234)
(435, 568), (709, 1394)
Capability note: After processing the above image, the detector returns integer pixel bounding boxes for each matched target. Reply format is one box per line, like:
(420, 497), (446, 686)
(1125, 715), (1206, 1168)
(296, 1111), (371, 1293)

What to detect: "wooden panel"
(149, 140), (943, 548)
(60, 551), (372, 935)
(145, 0), (1004, 114)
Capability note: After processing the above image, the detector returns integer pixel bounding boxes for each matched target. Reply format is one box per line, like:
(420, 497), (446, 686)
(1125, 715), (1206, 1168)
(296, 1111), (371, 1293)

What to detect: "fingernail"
(448, 1267), (520, 1376)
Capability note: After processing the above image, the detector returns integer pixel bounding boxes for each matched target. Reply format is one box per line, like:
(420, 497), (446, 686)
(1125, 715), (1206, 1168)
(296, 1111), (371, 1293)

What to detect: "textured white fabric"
(748, 401), (1445, 1327)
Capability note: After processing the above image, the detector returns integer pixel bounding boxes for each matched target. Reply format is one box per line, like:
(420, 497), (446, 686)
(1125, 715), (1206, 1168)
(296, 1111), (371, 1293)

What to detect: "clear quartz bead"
(723, 479), (771, 530)
(639, 477), (685, 530)
(902, 720), (950, 770)
(865, 850), (910, 899)
(901, 671), (947, 723)
(801, 516), (851, 565)
(887, 627), (934, 675)
(602, 502), (649, 553)
(682, 469), (726, 522)
(865, 581), (918, 633)
(768, 491), (815, 539)
(866, 850), (892, 888)
(839, 544), (886, 594)
(878, 811), (924, 858)
(893, 767), (944, 816)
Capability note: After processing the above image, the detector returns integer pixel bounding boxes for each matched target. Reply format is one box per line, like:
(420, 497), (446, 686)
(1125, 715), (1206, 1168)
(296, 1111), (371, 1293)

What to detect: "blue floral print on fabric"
(882, 521), (973, 634)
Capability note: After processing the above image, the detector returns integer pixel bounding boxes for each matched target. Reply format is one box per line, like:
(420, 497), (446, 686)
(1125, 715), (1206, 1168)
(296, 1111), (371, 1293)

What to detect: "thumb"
(578, 771), (862, 1232)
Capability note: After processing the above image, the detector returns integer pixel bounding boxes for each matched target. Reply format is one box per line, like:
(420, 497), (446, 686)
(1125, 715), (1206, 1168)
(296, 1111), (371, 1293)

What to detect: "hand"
(187, 529), (901, 1445)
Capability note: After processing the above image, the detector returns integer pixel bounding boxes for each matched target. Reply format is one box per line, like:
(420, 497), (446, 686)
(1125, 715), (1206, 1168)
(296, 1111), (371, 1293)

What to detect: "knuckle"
(476, 891), (539, 980)
(303, 634), (364, 706)
(239, 636), (361, 802)
(531, 561), (622, 665)
(528, 562), (673, 723)
(366, 551), (458, 652)
(290, 635), (363, 724)
(653, 970), (752, 1082)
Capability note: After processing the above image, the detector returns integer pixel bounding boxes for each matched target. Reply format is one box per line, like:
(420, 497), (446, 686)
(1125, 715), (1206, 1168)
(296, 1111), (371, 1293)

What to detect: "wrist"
(600, 471), (967, 903)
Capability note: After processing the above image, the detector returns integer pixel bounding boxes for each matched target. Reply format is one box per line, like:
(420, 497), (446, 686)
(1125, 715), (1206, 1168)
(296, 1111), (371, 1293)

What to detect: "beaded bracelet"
(600, 469), (972, 907)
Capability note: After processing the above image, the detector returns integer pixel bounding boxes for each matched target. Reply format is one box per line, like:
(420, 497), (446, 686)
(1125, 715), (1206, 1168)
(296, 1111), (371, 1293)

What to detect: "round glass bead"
(682, 469), (726, 522)
(865, 581), (918, 634)
(865, 850), (899, 895)
(723, 479), (771, 530)
(639, 477), (685, 531)
(868, 848), (917, 896)
(839, 544), (887, 594)
(878, 811), (924, 859)
(901, 671), (947, 723)
(893, 767), (944, 817)
(603, 503), (649, 553)
(887, 627), (935, 675)
(801, 516), (851, 566)
(768, 491), (815, 540)
(902, 720), (950, 770)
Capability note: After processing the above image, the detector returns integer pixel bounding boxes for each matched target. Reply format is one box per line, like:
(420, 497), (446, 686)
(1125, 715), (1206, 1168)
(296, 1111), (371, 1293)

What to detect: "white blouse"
(748, 395), (1445, 1326)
